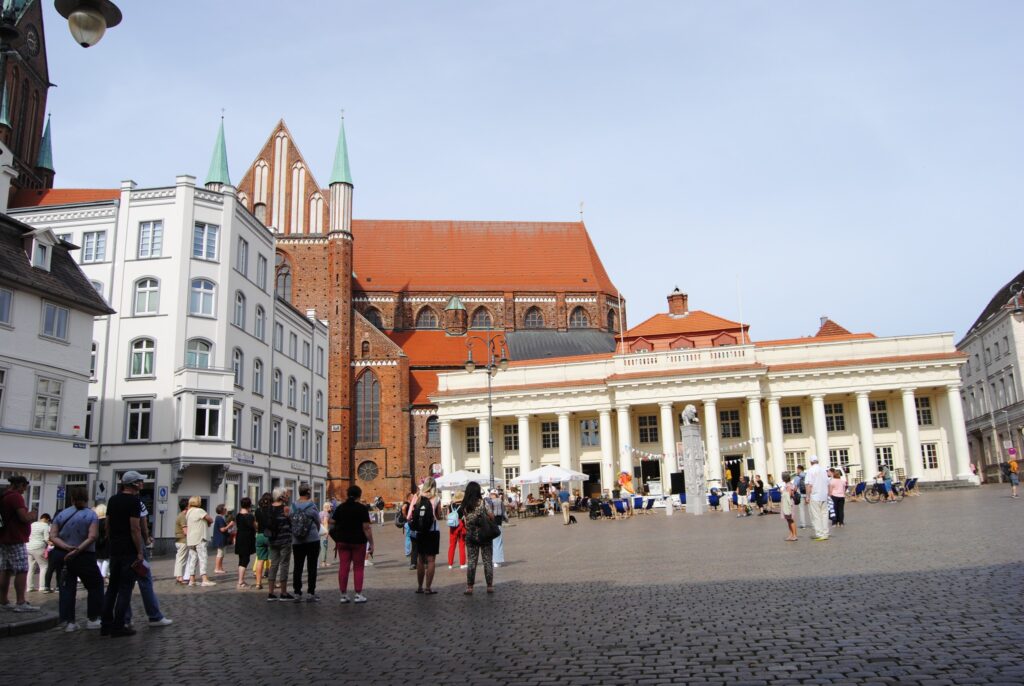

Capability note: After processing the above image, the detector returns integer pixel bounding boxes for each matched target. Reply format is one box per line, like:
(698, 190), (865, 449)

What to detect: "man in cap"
(803, 456), (831, 541)
(0, 475), (40, 612)
(100, 471), (146, 636)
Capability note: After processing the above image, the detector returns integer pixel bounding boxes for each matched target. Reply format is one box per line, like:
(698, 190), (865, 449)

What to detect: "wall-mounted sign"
(330, 424), (342, 432)
(72, 442), (87, 449)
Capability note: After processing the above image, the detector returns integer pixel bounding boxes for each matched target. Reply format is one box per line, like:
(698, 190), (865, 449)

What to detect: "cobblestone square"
(6, 487), (1024, 685)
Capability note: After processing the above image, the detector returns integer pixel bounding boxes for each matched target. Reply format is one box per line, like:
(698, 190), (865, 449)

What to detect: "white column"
(616, 404), (633, 475)
(478, 417), (492, 484)
(703, 399), (722, 485)
(901, 388), (921, 479)
(517, 414), (532, 478)
(856, 391), (877, 481)
(810, 394), (829, 462)
(766, 396), (785, 481)
(557, 411), (572, 471)
(660, 401), (677, 476)
(946, 384), (975, 481)
(440, 419), (453, 474)
(746, 396), (767, 477)
(599, 409), (615, 494)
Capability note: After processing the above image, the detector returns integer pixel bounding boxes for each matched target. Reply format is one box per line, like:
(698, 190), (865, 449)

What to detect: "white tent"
(435, 470), (486, 490)
(511, 464), (588, 485)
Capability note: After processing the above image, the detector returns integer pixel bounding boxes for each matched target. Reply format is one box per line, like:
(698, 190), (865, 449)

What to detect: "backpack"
(394, 502), (408, 528)
(792, 488), (801, 505)
(290, 503), (316, 539)
(794, 473), (806, 495)
(411, 497), (435, 534)
(446, 505), (460, 528)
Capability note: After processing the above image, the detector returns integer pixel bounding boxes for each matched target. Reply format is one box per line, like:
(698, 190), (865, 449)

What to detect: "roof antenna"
(578, 200), (584, 222)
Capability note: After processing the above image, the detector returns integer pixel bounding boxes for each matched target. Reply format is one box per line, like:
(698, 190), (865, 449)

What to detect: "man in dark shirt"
(100, 471), (146, 636)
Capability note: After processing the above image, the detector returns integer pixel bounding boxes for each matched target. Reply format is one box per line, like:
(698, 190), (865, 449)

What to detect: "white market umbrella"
(512, 464), (589, 486)
(435, 470), (486, 490)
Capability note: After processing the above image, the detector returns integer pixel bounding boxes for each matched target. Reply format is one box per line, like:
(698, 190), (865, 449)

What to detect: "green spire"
(329, 113), (353, 186)
(36, 114), (53, 171)
(204, 115), (231, 187)
(444, 295), (465, 311)
(0, 85), (9, 129)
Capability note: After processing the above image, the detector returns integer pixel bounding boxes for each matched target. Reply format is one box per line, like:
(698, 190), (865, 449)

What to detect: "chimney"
(667, 287), (689, 316)
(820, 316), (829, 328)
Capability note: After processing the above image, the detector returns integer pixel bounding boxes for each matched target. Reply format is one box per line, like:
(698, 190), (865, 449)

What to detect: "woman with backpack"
(331, 485), (374, 603)
(410, 477), (441, 595)
(460, 481), (497, 595)
(446, 491), (467, 570)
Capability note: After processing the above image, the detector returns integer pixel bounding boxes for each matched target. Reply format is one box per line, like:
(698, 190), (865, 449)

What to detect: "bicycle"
(863, 480), (904, 503)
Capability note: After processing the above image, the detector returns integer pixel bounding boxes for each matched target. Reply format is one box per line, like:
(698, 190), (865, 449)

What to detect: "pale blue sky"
(41, 1), (1024, 341)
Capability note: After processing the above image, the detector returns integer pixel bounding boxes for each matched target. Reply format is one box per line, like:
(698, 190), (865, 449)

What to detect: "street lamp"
(54, 0), (122, 48)
(464, 328), (509, 489)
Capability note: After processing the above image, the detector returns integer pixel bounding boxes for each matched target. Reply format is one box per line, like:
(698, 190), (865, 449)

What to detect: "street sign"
(158, 486), (168, 502)
(72, 442), (87, 449)
(1010, 448), (1017, 456)
(330, 424), (341, 432)
(56, 486), (66, 500)
(1004, 440), (1013, 449)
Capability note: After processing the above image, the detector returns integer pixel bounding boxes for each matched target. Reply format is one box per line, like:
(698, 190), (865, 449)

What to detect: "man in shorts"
(735, 476), (750, 517)
(0, 475), (40, 612)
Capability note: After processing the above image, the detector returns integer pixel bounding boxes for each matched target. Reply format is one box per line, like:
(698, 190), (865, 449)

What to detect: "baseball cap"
(121, 470), (147, 484)
(808, 455), (819, 464)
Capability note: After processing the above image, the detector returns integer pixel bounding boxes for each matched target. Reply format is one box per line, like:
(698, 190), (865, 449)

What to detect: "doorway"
(723, 456), (742, 490)
(640, 460), (661, 494)
(580, 463), (601, 497)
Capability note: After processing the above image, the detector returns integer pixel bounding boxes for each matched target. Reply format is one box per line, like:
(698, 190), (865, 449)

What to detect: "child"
(781, 472), (797, 542)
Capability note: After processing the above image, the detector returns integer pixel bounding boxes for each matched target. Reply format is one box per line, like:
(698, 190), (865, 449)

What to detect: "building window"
(638, 415), (659, 443)
(194, 397), (221, 438)
(251, 413), (262, 451)
(569, 307), (589, 328)
(315, 432), (324, 464)
(416, 307), (439, 328)
(921, 443), (938, 469)
(126, 399), (152, 442)
(524, 307), (544, 329)
(287, 376), (296, 408)
(828, 448), (850, 473)
(41, 302), (69, 340)
(254, 306), (266, 340)
(130, 338), (155, 377)
(781, 406), (802, 435)
(302, 341), (311, 368)
(189, 278), (216, 316)
(133, 278), (159, 315)
(875, 445), (894, 471)
(301, 428), (310, 460)
(607, 309), (617, 333)
(357, 460), (378, 481)
(31, 242), (49, 269)
(253, 359), (264, 395)
(915, 397), (933, 426)
(275, 252), (292, 300)
(425, 416), (440, 446)
(316, 346), (325, 376)
(273, 323), (284, 352)
(355, 371), (380, 443)
(236, 237), (249, 276)
(0, 287), (11, 324)
(361, 341), (370, 358)
(288, 332), (297, 359)
(504, 466), (520, 485)
(364, 308), (383, 329)
(90, 281), (104, 299)
(192, 222), (219, 260)
(315, 391), (324, 420)
(720, 409), (741, 439)
(33, 377), (62, 431)
(301, 383), (310, 414)
(90, 342), (97, 377)
(466, 425), (479, 453)
(256, 254), (268, 290)
(185, 339), (211, 369)
(233, 292), (246, 329)
(286, 424), (296, 458)
(784, 450), (805, 474)
(232, 348), (244, 387)
(84, 398), (94, 441)
(824, 403), (845, 432)
(541, 421), (559, 449)
(503, 423), (518, 451)
(271, 419), (281, 455)
(470, 308), (492, 329)
(137, 221), (163, 259)
(272, 369), (282, 402)
(580, 418), (600, 447)
(232, 407), (242, 447)
(869, 400), (889, 429)
(0, 369), (5, 415)
(82, 231), (106, 262)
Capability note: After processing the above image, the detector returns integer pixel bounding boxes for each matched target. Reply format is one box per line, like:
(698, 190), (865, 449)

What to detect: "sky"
(39, 1), (1024, 342)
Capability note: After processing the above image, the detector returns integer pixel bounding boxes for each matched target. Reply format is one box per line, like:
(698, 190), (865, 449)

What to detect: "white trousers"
(809, 500), (830, 539)
(174, 542), (189, 579)
(187, 543), (208, 579)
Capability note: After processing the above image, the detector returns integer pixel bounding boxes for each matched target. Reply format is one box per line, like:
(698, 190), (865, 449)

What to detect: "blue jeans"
(101, 555), (138, 631)
(56, 550), (103, 624)
(404, 523), (412, 557)
(126, 548), (163, 623)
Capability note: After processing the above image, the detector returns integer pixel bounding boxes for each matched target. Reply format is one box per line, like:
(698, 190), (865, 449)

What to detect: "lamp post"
(464, 328), (509, 490)
(54, 0), (122, 48)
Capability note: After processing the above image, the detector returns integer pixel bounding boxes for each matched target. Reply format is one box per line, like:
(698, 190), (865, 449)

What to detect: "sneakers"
(493, 562), (502, 568)
(12, 602), (40, 613)
(292, 592), (304, 602)
(266, 594), (279, 602)
(199, 580), (217, 587)
(305, 594), (321, 603)
(85, 619), (102, 630)
(448, 565), (453, 570)
(353, 593), (367, 603)
(110, 627), (137, 638)
(460, 564), (468, 569)
(812, 536), (829, 542)
(339, 595), (350, 604)
(364, 559), (374, 566)
(64, 622), (80, 633)
(278, 593), (295, 601)
(148, 617), (173, 626)
(42, 588), (54, 594)
(0, 603), (11, 612)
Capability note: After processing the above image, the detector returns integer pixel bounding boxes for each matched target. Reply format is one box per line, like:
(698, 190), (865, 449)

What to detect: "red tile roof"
(410, 370), (440, 406)
(815, 319), (853, 337)
(624, 310), (745, 338)
(386, 330), (471, 367)
(10, 188), (120, 207)
(351, 220), (617, 293)
(754, 332), (876, 348)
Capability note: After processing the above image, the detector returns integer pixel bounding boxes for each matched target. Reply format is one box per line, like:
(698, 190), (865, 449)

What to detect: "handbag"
(469, 508), (500, 545)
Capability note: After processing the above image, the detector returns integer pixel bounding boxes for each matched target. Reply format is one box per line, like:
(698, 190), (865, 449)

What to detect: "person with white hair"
(803, 455), (831, 541)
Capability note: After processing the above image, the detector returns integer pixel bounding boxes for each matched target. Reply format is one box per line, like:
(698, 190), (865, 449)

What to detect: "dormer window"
(33, 242), (49, 270)
(25, 229), (57, 272)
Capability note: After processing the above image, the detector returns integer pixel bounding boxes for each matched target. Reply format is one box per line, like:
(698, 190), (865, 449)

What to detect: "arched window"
(254, 203), (266, 224)
(364, 308), (383, 329)
(355, 371), (380, 443)
(315, 390), (324, 420)
(130, 338), (155, 377)
(133, 278), (159, 315)
(287, 376), (296, 408)
(232, 348), (244, 387)
(185, 339), (211, 369)
(426, 416), (440, 446)
(272, 369), (282, 402)
(275, 252), (292, 301)
(189, 278), (216, 316)
(607, 309), (617, 333)
(470, 307), (492, 329)
(253, 358), (264, 394)
(233, 291), (246, 329)
(524, 307), (544, 329)
(416, 307), (439, 329)
(361, 340), (370, 357)
(569, 307), (589, 328)
(301, 383), (310, 413)
(254, 306), (266, 340)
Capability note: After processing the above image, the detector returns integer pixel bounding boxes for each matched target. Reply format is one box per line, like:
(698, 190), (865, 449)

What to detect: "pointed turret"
(204, 115), (230, 190)
(36, 114), (53, 171)
(328, 113), (353, 234)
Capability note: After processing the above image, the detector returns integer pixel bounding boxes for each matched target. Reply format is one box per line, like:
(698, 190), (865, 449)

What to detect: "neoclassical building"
(434, 290), (975, 495)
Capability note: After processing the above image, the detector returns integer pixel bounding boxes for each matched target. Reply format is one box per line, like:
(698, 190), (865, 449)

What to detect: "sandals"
(415, 588), (424, 594)
(486, 587), (494, 594)
(464, 588), (473, 595)
(424, 589), (437, 595)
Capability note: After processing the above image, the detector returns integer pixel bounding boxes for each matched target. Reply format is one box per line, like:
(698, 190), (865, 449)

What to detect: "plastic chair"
(678, 493), (686, 505)
(708, 493), (720, 509)
(633, 496), (644, 510)
(643, 499), (654, 513)
(853, 482), (866, 499)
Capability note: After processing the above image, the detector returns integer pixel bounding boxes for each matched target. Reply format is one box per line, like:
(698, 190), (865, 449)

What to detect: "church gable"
(354, 310), (405, 362)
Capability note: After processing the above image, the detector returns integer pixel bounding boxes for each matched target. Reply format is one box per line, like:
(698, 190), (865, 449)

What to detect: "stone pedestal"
(680, 424), (707, 515)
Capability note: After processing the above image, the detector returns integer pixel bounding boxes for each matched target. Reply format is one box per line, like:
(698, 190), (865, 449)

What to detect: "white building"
(957, 272), (1024, 482)
(433, 293), (975, 495)
(8, 165), (329, 547)
(0, 186), (114, 514)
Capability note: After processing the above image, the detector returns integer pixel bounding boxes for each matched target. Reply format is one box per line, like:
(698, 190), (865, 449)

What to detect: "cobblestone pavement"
(6, 486), (1024, 685)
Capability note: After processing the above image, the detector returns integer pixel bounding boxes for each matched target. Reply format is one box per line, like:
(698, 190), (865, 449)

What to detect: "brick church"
(234, 119), (625, 502)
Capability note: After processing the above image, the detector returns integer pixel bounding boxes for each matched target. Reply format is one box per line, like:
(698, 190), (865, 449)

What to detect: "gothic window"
(524, 307), (544, 329)
(426, 416), (440, 446)
(361, 341), (370, 357)
(569, 307), (589, 328)
(416, 307), (439, 329)
(364, 308), (383, 329)
(607, 309), (617, 333)
(275, 252), (292, 301)
(355, 371), (380, 443)
(470, 307), (492, 329)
